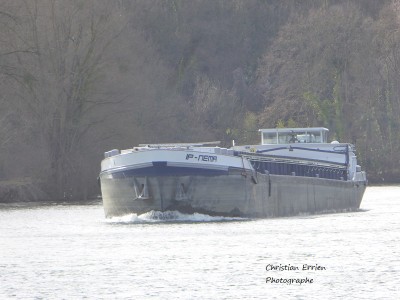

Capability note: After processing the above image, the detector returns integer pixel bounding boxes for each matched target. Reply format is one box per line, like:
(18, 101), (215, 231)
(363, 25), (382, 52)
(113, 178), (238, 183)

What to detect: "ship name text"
(185, 154), (218, 162)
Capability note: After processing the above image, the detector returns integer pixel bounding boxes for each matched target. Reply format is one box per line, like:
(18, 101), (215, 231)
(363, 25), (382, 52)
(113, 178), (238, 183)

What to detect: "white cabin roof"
(259, 127), (329, 133)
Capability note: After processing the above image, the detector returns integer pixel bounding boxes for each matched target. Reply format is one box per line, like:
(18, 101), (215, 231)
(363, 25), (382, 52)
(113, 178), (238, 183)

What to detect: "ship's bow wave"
(105, 210), (247, 224)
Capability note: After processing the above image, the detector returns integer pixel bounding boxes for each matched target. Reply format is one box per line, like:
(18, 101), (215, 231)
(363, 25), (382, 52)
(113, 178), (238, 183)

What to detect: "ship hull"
(100, 171), (366, 218)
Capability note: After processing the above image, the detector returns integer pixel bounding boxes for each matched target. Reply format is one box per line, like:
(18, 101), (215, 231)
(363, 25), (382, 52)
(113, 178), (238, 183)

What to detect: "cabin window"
(279, 134), (292, 144)
(297, 133), (316, 143)
(285, 131), (324, 143)
(260, 128), (328, 144)
(278, 131), (323, 143)
(263, 132), (277, 144)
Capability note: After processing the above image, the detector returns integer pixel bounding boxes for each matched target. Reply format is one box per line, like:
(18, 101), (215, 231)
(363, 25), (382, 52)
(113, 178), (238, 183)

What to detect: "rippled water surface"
(0, 186), (399, 299)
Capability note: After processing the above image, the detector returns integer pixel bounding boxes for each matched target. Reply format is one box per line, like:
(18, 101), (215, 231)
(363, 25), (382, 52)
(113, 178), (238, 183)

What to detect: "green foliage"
(276, 120), (285, 128)
(303, 92), (331, 125)
(276, 119), (297, 128)
(241, 112), (259, 144)
(287, 118), (298, 128)
(303, 70), (344, 140)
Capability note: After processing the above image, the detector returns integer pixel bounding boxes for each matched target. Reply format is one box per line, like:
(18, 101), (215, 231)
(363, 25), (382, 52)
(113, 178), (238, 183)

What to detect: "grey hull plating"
(100, 172), (366, 218)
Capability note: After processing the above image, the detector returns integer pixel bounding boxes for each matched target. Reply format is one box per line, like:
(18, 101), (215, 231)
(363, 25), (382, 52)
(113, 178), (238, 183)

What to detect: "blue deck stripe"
(101, 164), (230, 178)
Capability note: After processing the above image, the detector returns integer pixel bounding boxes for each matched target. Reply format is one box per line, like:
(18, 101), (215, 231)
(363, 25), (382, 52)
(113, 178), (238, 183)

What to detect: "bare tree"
(2, 0), (126, 199)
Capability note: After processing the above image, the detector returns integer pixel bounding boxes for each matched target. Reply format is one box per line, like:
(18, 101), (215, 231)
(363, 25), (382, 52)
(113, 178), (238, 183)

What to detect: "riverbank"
(0, 177), (101, 204)
(0, 178), (48, 203)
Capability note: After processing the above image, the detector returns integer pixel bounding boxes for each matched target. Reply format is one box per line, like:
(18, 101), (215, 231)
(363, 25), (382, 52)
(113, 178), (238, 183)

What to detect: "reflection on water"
(0, 186), (399, 299)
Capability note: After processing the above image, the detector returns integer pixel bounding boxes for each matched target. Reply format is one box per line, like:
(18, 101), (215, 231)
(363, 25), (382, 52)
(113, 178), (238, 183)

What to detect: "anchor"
(133, 177), (150, 200)
(175, 182), (188, 201)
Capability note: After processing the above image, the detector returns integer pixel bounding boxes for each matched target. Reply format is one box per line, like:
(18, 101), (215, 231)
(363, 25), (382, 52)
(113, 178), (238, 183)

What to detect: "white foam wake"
(106, 210), (246, 223)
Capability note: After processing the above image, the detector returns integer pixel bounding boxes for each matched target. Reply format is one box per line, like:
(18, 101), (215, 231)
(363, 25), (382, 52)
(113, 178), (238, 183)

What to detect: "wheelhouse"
(259, 128), (329, 145)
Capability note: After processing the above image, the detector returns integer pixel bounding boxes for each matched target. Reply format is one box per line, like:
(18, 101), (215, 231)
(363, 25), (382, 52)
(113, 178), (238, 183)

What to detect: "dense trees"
(0, 0), (399, 201)
(256, 1), (399, 180)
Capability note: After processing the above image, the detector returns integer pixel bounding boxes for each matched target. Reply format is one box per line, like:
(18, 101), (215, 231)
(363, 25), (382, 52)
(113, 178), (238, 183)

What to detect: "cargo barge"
(99, 127), (367, 218)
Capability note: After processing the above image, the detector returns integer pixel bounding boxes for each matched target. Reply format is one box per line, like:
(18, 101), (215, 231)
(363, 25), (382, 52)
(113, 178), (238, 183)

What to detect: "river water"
(0, 186), (399, 299)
